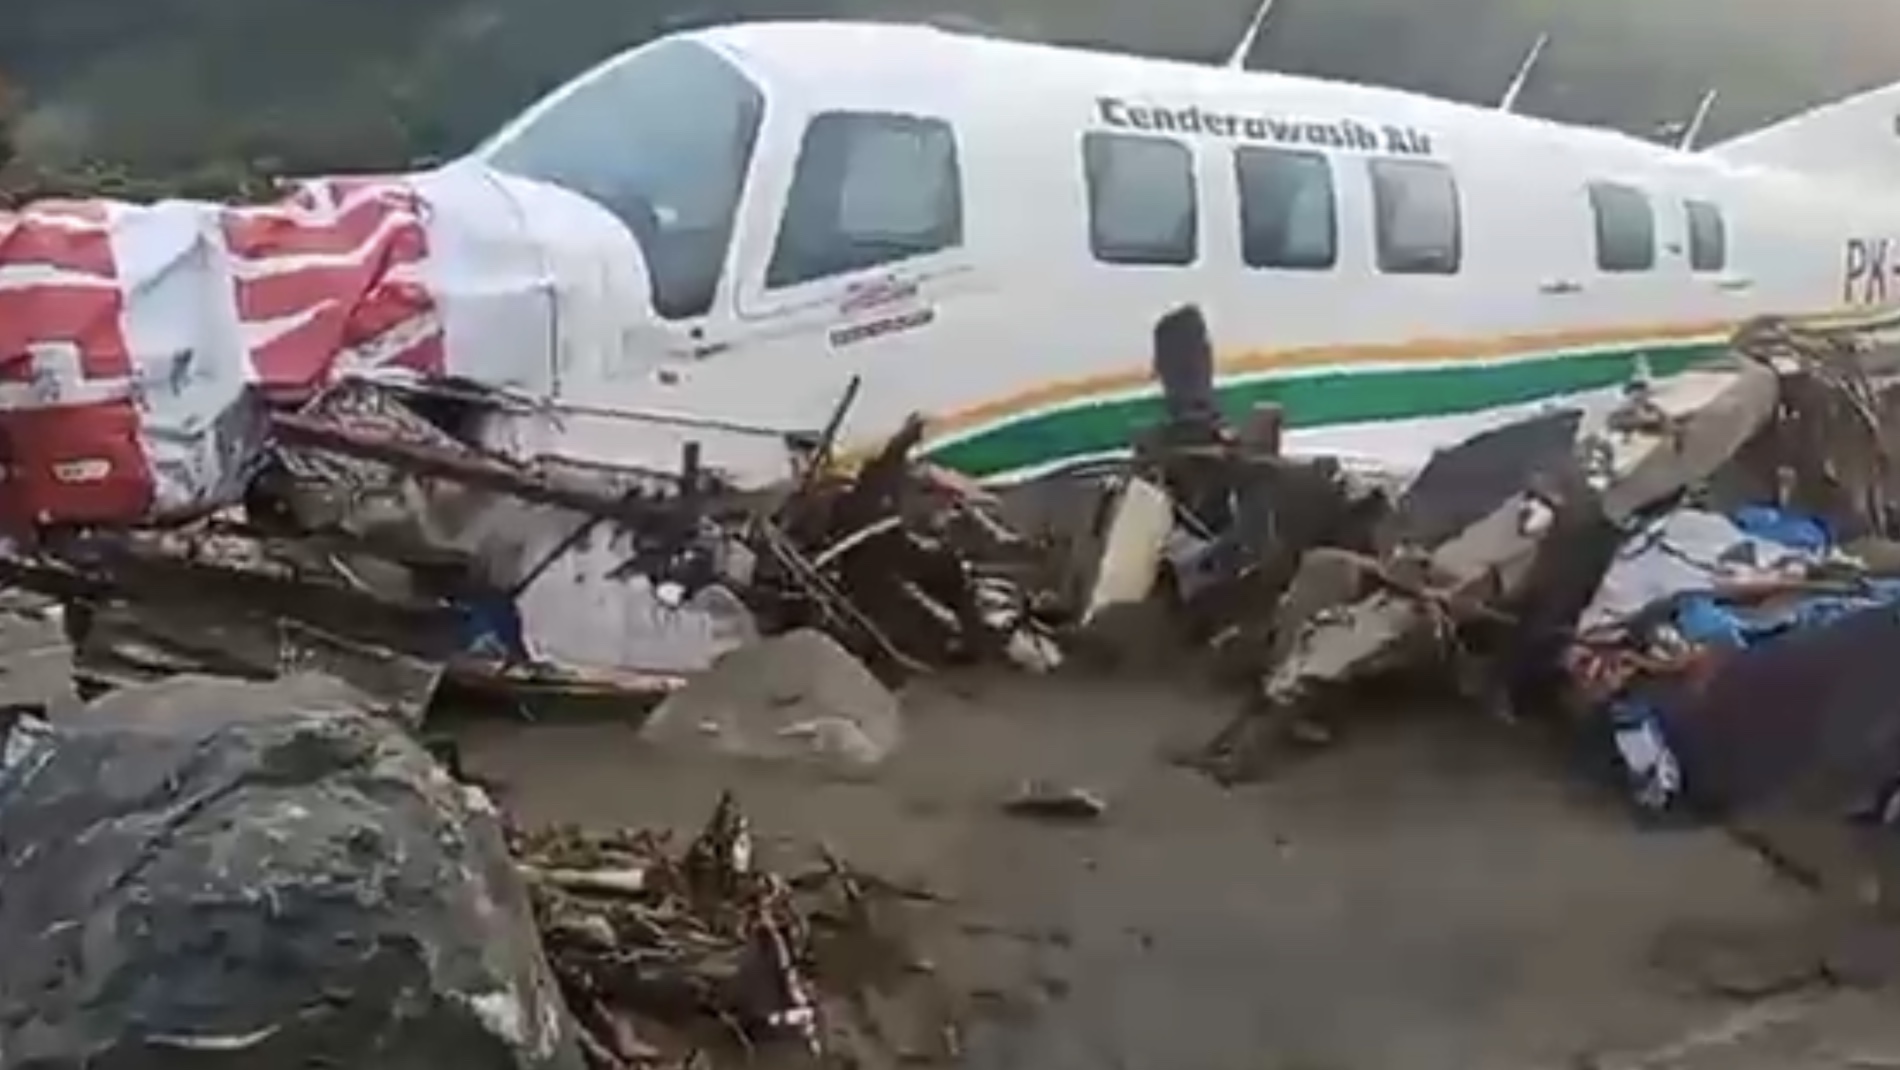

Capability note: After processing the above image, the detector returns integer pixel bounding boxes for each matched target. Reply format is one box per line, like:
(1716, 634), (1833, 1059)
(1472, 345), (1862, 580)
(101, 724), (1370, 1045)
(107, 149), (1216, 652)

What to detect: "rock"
(640, 629), (902, 770)
(1003, 781), (1109, 822)
(0, 673), (583, 1070)
(1002, 626), (1065, 674)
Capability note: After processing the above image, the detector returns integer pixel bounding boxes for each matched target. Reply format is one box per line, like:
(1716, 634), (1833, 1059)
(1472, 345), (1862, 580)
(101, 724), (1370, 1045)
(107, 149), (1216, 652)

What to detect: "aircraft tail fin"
(1705, 81), (1900, 188)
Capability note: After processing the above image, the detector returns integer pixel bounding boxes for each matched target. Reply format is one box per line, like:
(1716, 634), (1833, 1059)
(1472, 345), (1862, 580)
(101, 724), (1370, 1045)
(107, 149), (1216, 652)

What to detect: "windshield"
(481, 40), (765, 321)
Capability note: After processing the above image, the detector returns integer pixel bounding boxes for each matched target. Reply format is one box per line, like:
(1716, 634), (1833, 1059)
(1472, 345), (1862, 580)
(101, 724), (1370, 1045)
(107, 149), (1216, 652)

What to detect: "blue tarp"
(1673, 581), (1900, 650)
(1594, 504), (1900, 811)
(452, 593), (529, 663)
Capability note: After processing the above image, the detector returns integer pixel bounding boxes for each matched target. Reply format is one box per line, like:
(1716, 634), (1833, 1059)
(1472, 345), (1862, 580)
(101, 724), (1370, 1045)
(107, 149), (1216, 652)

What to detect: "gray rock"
(640, 629), (902, 770)
(1003, 781), (1109, 823)
(0, 673), (583, 1070)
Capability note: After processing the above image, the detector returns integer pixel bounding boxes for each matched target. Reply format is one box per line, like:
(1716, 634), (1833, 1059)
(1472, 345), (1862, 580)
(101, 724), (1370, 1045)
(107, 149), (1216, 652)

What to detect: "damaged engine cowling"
(0, 163), (681, 535)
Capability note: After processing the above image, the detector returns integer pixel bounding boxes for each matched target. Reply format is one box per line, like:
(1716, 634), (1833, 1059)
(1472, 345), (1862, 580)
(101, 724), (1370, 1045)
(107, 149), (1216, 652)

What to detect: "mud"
(451, 671), (1874, 1070)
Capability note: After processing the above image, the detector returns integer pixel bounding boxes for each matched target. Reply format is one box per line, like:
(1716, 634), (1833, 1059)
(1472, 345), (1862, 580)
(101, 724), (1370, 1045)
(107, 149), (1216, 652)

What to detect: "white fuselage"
(474, 21), (1900, 484)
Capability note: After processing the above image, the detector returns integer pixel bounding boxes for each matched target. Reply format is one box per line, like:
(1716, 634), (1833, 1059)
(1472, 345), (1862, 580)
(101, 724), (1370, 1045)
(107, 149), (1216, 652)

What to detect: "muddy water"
(455, 672), (1817, 1070)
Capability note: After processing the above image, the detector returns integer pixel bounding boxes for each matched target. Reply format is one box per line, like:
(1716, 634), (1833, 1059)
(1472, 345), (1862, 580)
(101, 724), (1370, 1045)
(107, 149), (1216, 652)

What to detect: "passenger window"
(1369, 158), (1460, 274)
(1589, 182), (1656, 272)
(1235, 147), (1336, 270)
(1685, 199), (1726, 273)
(767, 112), (962, 289)
(1083, 132), (1197, 265)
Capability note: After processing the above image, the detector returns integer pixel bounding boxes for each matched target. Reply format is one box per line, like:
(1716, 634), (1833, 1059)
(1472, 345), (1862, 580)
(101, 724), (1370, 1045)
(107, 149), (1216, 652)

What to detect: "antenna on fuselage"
(1224, 0), (1280, 70)
(1676, 88), (1719, 151)
(1497, 32), (1550, 112)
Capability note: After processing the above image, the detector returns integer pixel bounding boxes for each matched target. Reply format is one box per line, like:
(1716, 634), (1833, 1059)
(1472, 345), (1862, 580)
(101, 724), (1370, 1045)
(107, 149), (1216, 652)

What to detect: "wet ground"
(453, 671), (1900, 1070)
(4, 600), (1893, 1070)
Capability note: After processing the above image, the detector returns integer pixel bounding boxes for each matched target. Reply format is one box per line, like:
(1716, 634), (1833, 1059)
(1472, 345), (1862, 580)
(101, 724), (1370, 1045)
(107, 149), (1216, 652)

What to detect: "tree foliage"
(3, 0), (1899, 182)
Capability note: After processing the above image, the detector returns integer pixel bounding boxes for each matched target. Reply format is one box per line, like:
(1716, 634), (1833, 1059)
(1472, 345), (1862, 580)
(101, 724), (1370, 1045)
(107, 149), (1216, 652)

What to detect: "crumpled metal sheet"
(272, 380), (560, 588)
(1388, 408), (1584, 551)
(275, 378), (476, 536)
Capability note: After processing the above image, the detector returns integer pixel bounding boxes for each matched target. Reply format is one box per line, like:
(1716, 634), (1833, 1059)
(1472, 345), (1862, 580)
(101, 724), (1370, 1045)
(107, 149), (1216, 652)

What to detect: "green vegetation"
(3, 0), (1898, 184)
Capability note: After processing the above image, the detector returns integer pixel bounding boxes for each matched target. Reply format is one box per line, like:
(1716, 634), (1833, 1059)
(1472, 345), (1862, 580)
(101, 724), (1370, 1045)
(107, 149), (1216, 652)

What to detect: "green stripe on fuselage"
(923, 341), (1726, 477)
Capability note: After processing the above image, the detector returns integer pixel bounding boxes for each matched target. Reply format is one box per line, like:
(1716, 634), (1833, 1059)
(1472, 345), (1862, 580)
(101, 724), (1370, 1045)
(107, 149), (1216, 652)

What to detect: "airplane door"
(1682, 197), (1751, 310)
(689, 108), (979, 434)
(1528, 184), (1594, 321)
(1519, 177), (1672, 341)
(1580, 180), (1672, 328)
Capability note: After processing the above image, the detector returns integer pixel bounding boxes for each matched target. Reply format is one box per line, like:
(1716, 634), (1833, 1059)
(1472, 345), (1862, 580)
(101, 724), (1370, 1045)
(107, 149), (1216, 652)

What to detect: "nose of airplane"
(412, 159), (660, 396)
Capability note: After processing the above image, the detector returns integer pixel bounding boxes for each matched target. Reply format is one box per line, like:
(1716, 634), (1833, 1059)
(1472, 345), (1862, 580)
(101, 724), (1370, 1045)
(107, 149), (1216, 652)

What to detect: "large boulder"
(640, 629), (902, 771)
(0, 673), (583, 1070)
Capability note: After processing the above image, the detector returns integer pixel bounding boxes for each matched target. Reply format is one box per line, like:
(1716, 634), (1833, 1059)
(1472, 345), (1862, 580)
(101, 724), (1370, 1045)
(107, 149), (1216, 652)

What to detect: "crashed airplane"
(4, 20), (1900, 703)
(18, 25), (1900, 1068)
(7, 21), (1900, 526)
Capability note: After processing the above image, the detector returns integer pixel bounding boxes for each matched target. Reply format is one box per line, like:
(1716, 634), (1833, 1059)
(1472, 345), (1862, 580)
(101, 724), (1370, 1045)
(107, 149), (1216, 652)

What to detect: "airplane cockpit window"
(1369, 158), (1461, 275)
(1235, 147), (1336, 270)
(1083, 132), (1198, 266)
(767, 112), (963, 288)
(1685, 199), (1726, 273)
(482, 40), (764, 320)
(1588, 182), (1656, 272)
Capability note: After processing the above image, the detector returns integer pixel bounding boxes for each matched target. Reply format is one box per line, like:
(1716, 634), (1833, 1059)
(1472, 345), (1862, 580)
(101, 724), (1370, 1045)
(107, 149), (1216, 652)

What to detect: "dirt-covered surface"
(452, 670), (1900, 1070)
(6, 603), (1897, 1070)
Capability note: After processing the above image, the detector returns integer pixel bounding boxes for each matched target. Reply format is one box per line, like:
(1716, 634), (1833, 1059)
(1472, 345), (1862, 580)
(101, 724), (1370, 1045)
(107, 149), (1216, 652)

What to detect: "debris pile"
(4, 284), (1900, 830)
(20, 168), (1900, 1067)
(515, 791), (941, 1069)
(752, 412), (1063, 679)
(1546, 321), (1900, 824)
(0, 364), (1072, 720)
(1161, 314), (1900, 821)
(6, 271), (1900, 1065)
(1567, 505), (1900, 814)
